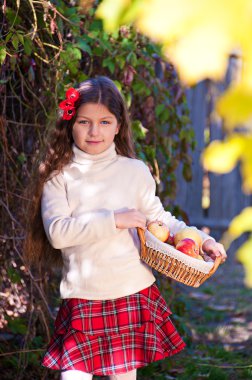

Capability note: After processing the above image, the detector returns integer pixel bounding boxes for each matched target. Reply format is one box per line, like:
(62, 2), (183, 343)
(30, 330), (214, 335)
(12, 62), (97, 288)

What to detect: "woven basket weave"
(137, 228), (221, 288)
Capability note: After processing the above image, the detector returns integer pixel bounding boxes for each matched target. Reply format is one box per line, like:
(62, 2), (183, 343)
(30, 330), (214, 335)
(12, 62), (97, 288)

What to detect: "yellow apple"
(147, 220), (170, 242)
(196, 255), (204, 261)
(174, 227), (202, 248)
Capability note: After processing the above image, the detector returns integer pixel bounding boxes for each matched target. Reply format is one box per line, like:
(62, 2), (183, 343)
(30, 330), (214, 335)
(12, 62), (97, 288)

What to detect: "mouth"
(86, 141), (103, 144)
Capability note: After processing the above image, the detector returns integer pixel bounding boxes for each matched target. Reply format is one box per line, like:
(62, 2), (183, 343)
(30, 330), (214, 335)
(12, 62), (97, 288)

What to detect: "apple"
(166, 233), (175, 246)
(147, 220), (170, 242)
(174, 227), (202, 248)
(196, 255), (204, 261)
(176, 238), (199, 258)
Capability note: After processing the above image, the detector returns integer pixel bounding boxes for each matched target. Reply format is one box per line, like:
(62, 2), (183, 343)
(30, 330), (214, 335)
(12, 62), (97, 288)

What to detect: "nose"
(89, 123), (99, 136)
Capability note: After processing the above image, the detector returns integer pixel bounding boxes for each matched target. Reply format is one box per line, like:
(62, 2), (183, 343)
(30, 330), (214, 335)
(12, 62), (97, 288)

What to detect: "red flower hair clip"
(59, 88), (80, 120)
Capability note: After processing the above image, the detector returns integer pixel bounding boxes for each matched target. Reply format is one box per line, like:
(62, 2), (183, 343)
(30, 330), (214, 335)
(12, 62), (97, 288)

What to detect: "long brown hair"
(23, 76), (135, 269)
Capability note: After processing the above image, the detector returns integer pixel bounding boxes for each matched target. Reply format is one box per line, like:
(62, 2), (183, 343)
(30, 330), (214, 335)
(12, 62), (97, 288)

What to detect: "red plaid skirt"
(41, 283), (185, 375)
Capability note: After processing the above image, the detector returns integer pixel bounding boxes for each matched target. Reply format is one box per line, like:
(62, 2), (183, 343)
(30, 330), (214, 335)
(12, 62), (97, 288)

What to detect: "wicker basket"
(137, 228), (221, 287)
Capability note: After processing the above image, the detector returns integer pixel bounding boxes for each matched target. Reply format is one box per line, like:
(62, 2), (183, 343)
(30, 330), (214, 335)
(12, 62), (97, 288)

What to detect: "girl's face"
(72, 102), (120, 155)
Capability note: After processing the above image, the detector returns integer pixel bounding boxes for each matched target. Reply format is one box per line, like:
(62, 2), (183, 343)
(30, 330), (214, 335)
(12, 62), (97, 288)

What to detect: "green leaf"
(23, 37), (33, 55)
(17, 152), (27, 164)
(70, 47), (82, 60)
(90, 19), (103, 32)
(17, 32), (24, 45)
(127, 51), (137, 66)
(93, 45), (104, 56)
(111, 30), (119, 39)
(6, 317), (27, 335)
(180, 115), (191, 125)
(7, 267), (22, 284)
(145, 145), (156, 161)
(116, 56), (125, 69)
(113, 80), (122, 91)
(102, 57), (115, 73)
(63, 7), (79, 17)
(75, 39), (92, 55)
(102, 31), (109, 41)
(10, 55), (17, 70)
(132, 81), (151, 96)
(89, 30), (100, 38)
(121, 38), (134, 50)
(88, 7), (96, 17)
(68, 62), (79, 74)
(78, 73), (88, 82)
(0, 47), (7, 65)
(6, 8), (22, 26)
(62, 45), (82, 62)
(155, 104), (165, 117)
(12, 35), (19, 50)
(179, 128), (194, 140)
(5, 32), (13, 43)
(132, 120), (148, 140)
(182, 162), (192, 181)
(156, 106), (169, 122)
(124, 91), (132, 108)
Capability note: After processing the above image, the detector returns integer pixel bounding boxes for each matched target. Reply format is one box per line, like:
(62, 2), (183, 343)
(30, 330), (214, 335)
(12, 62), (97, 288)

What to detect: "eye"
(79, 120), (89, 124)
(101, 120), (110, 125)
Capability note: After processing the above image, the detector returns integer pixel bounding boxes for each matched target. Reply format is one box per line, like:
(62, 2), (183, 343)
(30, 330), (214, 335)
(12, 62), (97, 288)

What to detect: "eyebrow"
(76, 115), (114, 119)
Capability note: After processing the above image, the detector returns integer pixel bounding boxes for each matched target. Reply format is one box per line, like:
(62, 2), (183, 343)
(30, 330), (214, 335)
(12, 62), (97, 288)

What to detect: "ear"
(115, 124), (120, 134)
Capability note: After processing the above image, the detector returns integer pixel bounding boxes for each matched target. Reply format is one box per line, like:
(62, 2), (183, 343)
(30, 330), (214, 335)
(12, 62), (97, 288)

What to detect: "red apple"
(166, 233), (175, 246)
(147, 220), (170, 242)
(176, 238), (199, 258)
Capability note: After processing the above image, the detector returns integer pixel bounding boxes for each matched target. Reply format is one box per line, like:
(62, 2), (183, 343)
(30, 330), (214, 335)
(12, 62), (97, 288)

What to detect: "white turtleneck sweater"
(41, 142), (213, 300)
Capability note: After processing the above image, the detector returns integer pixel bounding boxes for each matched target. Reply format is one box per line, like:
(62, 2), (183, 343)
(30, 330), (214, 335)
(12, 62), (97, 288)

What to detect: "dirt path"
(186, 247), (252, 352)
(168, 246), (252, 379)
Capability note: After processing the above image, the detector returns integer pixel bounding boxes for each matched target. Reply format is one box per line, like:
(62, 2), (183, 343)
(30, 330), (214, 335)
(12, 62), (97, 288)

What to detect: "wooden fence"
(175, 79), (252, 254)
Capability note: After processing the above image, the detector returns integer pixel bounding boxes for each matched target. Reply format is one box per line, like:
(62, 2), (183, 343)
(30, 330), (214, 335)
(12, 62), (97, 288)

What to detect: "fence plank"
(176, 81), (207, 221)
(174, 79), (252, 248)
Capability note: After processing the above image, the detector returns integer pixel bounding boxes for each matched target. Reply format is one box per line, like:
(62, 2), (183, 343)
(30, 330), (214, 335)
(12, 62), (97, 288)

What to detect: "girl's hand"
(114, 209), (147, 229)
(202, 239), (227, 263)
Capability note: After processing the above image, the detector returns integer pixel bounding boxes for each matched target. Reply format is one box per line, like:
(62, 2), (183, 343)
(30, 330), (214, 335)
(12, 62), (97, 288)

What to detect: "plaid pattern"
(41, 283), (185, 375)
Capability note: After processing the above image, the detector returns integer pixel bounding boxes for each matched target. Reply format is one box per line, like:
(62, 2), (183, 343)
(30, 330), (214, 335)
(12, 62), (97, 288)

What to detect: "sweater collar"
(72, 142), (117, 164)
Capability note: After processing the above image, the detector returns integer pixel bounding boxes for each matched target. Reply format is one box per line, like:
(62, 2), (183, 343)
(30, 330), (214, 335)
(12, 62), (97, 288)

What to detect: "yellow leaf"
(236, 237), (252, 287)
(96, 0), (131, 31)
(166, 25), (231, 84)
(135, 0), (252, 84)
(97, 0), (252, 85)
(201, 135), (244, 173)
(228, 207), (252, 239)
(216, 85), (252, 128)
(137, 0), (200, 41)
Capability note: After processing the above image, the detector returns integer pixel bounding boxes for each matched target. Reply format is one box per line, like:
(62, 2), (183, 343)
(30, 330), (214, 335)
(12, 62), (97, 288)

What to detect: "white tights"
(60, 369), (137, 380)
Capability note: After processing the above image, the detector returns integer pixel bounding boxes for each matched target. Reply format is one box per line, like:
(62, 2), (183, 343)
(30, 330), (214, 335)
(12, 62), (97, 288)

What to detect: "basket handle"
(137, 227), (147, 258)
(202, 255), (222, 284)
(208, 255), (222, 275)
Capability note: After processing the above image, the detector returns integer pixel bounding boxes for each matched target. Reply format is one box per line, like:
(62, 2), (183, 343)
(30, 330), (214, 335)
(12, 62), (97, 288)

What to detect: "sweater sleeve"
(138, 163), (215, 244)
(41, 172), (117, 249)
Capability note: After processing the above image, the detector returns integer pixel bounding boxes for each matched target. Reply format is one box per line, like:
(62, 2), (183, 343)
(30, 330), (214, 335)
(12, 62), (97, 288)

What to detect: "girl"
(24, 76), (226, 380)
